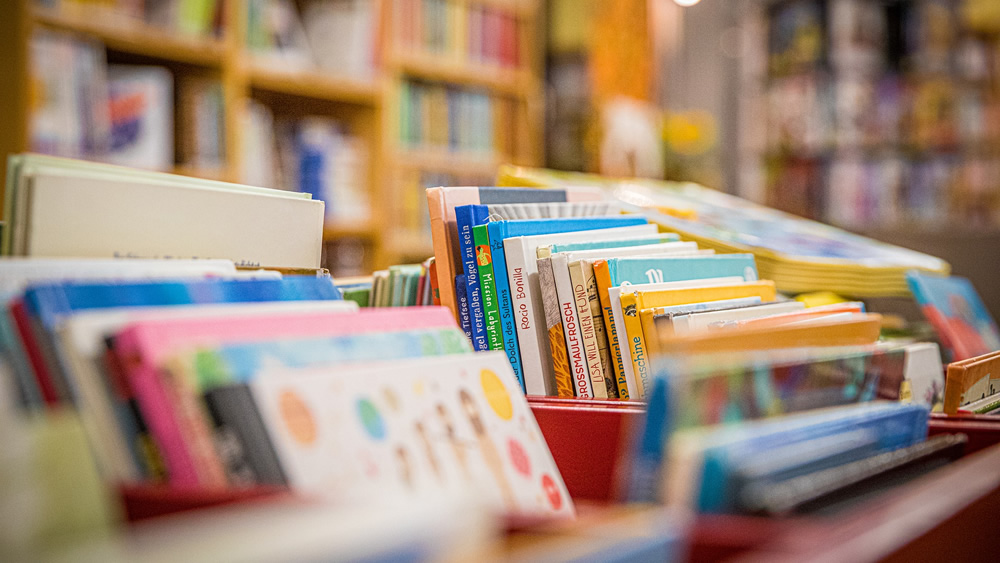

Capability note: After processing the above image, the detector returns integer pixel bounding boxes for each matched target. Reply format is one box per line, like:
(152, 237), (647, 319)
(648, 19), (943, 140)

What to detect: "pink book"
(114, 306), (457, 487)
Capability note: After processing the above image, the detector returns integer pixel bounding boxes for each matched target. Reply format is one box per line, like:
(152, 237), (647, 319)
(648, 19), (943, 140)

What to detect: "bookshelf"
(0, 0), (545, 273)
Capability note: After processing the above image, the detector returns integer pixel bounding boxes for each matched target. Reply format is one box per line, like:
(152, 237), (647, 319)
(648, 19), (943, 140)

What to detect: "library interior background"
(3, 0), (1000, 560)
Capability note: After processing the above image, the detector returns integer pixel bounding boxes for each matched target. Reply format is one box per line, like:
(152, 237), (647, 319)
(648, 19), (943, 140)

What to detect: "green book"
(342, 287), (371, 308)
(473, 224), (504, 351)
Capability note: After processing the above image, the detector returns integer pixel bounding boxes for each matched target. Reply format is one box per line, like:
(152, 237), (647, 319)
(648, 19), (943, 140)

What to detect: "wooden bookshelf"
(0, 0), (545, 273)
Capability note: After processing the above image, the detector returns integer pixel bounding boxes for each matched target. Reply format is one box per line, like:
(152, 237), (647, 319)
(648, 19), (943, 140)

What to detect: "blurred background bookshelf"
(0, 0), (544, 276)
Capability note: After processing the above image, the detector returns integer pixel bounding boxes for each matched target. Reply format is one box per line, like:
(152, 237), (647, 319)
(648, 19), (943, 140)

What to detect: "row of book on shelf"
(392, 0), (522, 69)
(3, 154), (1000, 558)
(399, 80), (515, 156)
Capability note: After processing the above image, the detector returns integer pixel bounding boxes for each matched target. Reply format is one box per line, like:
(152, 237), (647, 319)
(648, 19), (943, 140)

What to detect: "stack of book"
(497, 165), (951, 297)
(399, 81), (514, 156)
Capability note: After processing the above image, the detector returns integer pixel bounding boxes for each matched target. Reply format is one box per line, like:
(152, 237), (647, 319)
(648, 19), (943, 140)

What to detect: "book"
(425, 186), (605, 318)
(248, 351), (575, 518)
(572, 259), (617, 398)
(496, 221), (654, 395)
(110, 306), (456, 486)
(455, 274), (472, 341)
(906, 271), (1000, 362)
(536, 256), (574, 398)
(543, 233), (681, 255)
(106, 65), (173, 171)
(551, 251), (594, 398)
(7, 161), (325, 268)
(473, 224), (503, 350)
(661, 402), (930, 512)
(943, 350), (1000, 414)
(455, 205), (490, 350)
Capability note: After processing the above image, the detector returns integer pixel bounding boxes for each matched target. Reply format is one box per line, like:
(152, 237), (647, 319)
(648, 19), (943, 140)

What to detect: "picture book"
(906, 271), (1000, 362)
(536, 256), (573, 398)
(426, 186), (605, 317)
(542, 233), (681, 255)
(497, 222), (655, 395)
(248, 351), (575, 518)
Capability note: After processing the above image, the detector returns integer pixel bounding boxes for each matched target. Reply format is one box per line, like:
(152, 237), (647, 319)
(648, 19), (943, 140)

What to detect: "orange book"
(943, 350), (1000, 414)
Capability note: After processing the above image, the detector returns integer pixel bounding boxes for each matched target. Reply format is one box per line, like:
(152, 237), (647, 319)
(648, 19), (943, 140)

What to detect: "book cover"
(249, 352), (575, 518)
(536, 257), (574, 398)
(456, 205), (490, 350)
(545, 233), (680, 255)
(106, 65), (174, 171)
(943, 350), (1000, 413)
(204, 384), (288, 486)
(473, 224), (503, 350)
(906, 271), (1000, 362)
(497, 221), (654, 396)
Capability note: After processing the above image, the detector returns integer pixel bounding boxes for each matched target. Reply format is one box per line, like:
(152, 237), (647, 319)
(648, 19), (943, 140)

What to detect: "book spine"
(9, 300), (60, 405)
(487, 222), (525, 390)
(456, 205), (489, 350)
(594, 260), (630, 399)
(943, 366), (966, 414)
(425, 189), (458, 318)
(582, 260), (618, 398)
(473, 224), (504, 351)
(455, 274), (473, 342)
(640, 309), (661, 359)
(621, 291), (652, 400)
(552, 253), (592, 398)
(569, 260), (609, 399)
(429, 258), (441, 306)
(504, 235), (550, 394)
(204, 385), (289, 486)
(537, 257), (574, 397)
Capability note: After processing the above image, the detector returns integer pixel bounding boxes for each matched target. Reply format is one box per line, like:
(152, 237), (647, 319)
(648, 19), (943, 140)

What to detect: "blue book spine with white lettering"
(607, 254), (760, 286)
(456, 204), (490, 351)
(488, 215), (650, 391)
(455, 274), (473, 341)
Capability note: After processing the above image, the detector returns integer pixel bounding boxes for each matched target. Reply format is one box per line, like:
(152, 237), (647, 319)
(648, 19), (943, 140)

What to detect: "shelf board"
(324, 224), (377, 240)
(32, 7), (225, 67)
(394, 54), (527, 96)
(249, 63), (380, 106)
(394, 148), (501, 177)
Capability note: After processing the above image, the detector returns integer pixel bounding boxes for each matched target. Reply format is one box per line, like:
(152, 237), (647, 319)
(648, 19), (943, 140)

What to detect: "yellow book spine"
(594, 260), (629, 399)
(639, 308), (661, 359)
(620, 291), (652, 400)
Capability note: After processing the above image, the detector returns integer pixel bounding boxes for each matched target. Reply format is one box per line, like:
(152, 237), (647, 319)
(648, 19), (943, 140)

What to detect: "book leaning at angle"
(4, 155), (324, 268)
(248, 351), (575, 519)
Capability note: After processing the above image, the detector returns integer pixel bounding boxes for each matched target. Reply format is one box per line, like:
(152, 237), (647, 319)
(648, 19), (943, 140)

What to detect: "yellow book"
(620, 281), (777, 398)
(655, 313), (883, 355)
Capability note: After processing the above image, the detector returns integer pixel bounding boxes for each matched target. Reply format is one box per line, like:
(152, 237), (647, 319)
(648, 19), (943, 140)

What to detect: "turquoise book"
(546, 233), (680, 255)
(605, 254), (759, 286)
(487, 215), (649, 390)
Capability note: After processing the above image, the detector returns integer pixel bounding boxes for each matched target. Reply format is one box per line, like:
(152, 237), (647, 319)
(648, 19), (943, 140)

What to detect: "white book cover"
(670, 301), (805, 334)
(551, 252), (594, 398)
(569, 260), (612, 398)
(55, 301), (359, 482)
(251, 351), (575, 519)
(22, 170), (325, 268)
(899, 342), (944, 408)
(502, 225), (657, 396)
(609, 277), (746, 397)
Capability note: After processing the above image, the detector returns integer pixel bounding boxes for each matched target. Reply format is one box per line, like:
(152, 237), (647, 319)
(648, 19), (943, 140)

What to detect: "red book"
(9, 299), (60, 405)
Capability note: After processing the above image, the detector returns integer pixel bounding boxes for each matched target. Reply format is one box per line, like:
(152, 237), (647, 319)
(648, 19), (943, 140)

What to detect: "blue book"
(695, 402), (929, 513)
(24, 277), (342, 331)
(456, 204), (490, 350)
(455, 274), (472, 341)
(487, 215), (649, 390)
(605, 254), (759, 287)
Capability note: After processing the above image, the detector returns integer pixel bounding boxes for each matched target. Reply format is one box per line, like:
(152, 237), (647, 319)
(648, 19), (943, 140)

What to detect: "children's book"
(943, 350), (1000, 414)
(906, 271), (1000, 362)
(248, 351), (576, 518)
